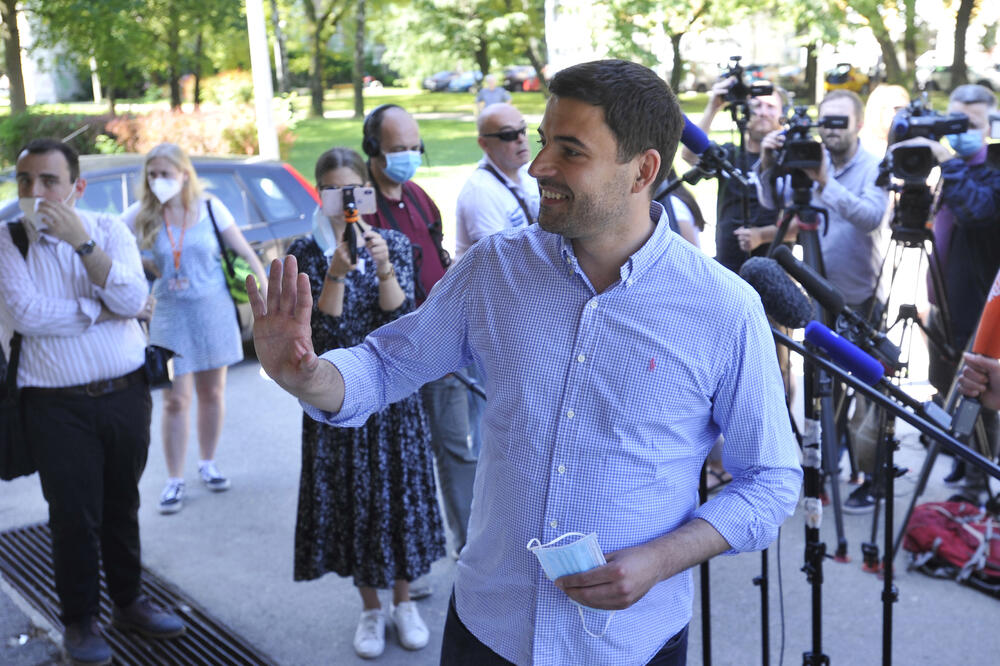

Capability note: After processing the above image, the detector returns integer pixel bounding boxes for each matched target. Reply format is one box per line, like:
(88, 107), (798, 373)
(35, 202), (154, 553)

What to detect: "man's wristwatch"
(75, 239), (96, 256)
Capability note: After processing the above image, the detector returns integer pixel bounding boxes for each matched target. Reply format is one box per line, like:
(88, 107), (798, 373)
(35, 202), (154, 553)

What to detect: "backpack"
(902, 501), (1000, 597)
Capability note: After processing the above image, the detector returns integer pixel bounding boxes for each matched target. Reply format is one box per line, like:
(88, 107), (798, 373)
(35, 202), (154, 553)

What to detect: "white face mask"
(149, 177), (183, 204)
(19, 197), (44, 232)
(19, 188), (74, 234)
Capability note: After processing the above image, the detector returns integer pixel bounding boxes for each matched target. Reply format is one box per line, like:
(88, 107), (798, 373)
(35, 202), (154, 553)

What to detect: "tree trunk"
(1, 0), (27, 113)
(168, 25), (182, 110)
(873, 30), (903, 85)
(353, 0), (365, 119)
(269, 0), (289, 94)
(805, 41), (818, 103)
(668, 32), (684, 93)
(951, 0), (976, 89)
(903, 0), (917, 81)
(107, 85), (117, 116)
(474, 32), (489, 79)
(193, 30), (204, 109)
(310, 25), (324, 117)
(525, 42), (548, 96)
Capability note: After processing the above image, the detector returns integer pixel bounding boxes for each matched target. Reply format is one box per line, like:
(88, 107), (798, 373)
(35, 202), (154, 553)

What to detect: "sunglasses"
(480, 126), (528, 142)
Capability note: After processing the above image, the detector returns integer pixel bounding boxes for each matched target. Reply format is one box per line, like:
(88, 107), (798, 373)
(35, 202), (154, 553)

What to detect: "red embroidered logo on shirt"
(649, 358), (656, 371)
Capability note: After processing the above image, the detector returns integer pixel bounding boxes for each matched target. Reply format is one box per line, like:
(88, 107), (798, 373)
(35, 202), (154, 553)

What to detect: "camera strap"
(480, 163), (537, 225)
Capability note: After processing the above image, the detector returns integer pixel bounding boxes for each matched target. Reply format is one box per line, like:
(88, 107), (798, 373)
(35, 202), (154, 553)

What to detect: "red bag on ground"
(902, 501), (1000, 596)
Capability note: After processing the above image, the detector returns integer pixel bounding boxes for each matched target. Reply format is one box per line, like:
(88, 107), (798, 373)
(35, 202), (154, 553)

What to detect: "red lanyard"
(163, 216), (187, 272)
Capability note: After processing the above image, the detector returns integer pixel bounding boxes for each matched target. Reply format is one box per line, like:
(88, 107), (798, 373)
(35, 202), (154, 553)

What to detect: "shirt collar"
(480, 155), (523, 189)
(556, 201), (673, 285)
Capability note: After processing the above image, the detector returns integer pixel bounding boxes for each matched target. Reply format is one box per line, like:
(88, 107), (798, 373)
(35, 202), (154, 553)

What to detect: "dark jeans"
(22, 378), (152, 624)
(440, 592), (689, 666)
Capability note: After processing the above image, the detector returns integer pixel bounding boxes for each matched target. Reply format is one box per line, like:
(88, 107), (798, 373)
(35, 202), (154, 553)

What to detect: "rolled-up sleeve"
(92, 214), (148, 316)
(695, 297), (803, 552)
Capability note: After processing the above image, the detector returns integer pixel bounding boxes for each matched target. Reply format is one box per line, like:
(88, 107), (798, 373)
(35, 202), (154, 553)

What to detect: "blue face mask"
(946, 128), (984, 157)
(311, 206), (338, 257)
(383, 150), (422, 184)
(527, 531), (616, 638)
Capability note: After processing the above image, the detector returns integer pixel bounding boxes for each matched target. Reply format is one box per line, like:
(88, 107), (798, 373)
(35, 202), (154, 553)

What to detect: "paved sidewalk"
(3, 360), (999, 665)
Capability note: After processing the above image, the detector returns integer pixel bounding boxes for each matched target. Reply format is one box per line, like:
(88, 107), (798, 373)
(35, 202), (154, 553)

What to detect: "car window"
(78, 175), (128, 215)
(200, 172), (258, 228)
(243, 174), (299, 221)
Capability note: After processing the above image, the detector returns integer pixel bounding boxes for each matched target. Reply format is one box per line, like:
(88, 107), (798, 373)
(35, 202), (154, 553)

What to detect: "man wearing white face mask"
(361, 103), (478, 575)
(0, 139), (185, 665)
(894, 84), (1000, 495)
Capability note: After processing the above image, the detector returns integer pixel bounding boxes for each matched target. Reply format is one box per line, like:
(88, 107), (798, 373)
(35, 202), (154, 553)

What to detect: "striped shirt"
(305, 203), (802, 665)
(0, 210), (148, 388)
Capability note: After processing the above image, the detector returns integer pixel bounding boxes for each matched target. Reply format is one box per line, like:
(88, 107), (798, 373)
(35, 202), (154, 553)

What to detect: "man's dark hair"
(18, 138), (80, 182)
(548, 59), (682, 192)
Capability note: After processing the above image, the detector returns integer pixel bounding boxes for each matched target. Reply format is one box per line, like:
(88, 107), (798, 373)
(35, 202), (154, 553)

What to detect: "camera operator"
(756, 90), (889, 316)
(681, 77), (786, 273)
(894, 84), (1000, 493)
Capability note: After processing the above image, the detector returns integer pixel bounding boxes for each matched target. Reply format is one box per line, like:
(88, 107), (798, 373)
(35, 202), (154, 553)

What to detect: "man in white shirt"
(455, 103), (540, 260)
(0, 139), (184, 665)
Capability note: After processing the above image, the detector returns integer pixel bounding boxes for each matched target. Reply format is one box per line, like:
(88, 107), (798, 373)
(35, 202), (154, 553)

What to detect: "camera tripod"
(767, 183), (849, 666)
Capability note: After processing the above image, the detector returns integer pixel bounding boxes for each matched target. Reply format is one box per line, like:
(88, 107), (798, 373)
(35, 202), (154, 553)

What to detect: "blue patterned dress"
(288, 230), (445, 588)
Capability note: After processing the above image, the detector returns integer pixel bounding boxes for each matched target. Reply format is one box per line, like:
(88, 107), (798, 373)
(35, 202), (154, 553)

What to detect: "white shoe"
(158, 480), (184, 514)
(199, 462), (231, 492)
(392, 601), (429, 650)
(353, 608), (385, 659)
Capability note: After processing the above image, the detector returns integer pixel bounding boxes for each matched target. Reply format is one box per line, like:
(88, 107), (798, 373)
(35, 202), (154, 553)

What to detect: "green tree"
(847, 1), (904, 85)
(302, 0), (352, 117)
(25, 0), (146, 114)
(1, 0), (27, 113)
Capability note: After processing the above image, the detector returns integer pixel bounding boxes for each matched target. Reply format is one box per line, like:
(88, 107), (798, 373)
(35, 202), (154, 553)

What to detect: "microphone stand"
(773, 328), (1000, 666)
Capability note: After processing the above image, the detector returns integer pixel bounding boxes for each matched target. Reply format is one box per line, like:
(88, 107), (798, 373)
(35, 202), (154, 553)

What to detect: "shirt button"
(626, 278), (634, 287)
(589, 301), (598, 310)
(566, 409), (575, 419)
(577, 354), (586, 363)
(558, 464), (566, 474)
(550, 520), (558, 529)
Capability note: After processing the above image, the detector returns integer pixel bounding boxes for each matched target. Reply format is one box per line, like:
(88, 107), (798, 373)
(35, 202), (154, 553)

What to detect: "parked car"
(422, 70), (458, 92)
(824, 63), (871, 94)
(447, 71), (483, 93)
(503, 65), (540, 92)
(916, 64), (996, 91)
(1, 154), (320, 335)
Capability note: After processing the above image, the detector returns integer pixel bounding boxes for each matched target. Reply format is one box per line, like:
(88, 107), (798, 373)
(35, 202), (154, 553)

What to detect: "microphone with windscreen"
(739, 256), (814, 329)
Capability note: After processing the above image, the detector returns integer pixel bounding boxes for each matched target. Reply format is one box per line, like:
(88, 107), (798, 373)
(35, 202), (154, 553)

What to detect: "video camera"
(722, 56), (774, 107)
(882, 98), (969, 182)
(777, 105), (848, 172)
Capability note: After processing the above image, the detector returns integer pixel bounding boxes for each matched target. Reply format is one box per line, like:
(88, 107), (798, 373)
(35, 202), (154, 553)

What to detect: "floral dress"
(288, 230), (445, 588)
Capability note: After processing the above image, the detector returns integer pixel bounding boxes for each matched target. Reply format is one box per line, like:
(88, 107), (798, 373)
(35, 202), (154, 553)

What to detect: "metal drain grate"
(0, 522), (276, 665)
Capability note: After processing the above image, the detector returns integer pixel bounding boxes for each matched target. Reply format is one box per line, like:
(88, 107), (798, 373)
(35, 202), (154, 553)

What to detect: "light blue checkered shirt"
(305, 203), (802, 665)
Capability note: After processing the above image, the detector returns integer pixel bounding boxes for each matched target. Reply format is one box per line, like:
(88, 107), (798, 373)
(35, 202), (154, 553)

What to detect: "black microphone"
(772, 244), (902, 371)
(771, 245), (845, 315)
(678, 116), (750, 187)
(739, 256), (814, 328)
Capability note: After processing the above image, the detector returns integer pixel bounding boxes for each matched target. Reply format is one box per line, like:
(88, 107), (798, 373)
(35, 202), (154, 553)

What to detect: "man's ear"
(477, 136), (489, 153)
(632, 149), (661, 195)
(74, 177), (87, 199)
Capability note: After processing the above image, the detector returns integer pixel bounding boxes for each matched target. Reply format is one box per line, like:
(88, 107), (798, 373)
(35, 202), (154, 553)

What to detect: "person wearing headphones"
(360, 104), (477, 583)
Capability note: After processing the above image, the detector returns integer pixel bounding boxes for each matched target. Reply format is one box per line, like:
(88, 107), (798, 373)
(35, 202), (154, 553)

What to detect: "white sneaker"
(158, 480), (184, 514)
(392, 601), (429, 650)
(353, 608), (385, 659)
(199, 462), (231, 492)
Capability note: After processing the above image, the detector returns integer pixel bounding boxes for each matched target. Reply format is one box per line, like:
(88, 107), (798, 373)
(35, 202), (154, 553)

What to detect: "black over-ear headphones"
(361, 103), (425, 158)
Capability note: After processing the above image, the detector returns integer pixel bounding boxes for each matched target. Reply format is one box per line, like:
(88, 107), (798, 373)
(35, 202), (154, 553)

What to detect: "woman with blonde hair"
(123, 142), (267, 514)
(860, 84), (911, 156)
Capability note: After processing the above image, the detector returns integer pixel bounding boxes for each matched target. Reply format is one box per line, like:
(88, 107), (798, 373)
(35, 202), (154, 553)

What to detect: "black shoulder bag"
(1, 222), (37, 480)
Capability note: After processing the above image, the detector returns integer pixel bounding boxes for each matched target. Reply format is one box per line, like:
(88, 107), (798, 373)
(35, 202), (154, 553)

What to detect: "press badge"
(167, 277), (190, 291)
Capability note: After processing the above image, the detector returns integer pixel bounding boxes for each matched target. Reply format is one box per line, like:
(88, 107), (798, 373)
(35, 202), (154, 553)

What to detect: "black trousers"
(22, 378), (151, 624)
(440, 591), (689, 666)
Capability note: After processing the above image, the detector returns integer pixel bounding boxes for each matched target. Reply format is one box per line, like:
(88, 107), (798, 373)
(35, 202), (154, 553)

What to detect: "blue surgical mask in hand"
(527, 531), (616, 638)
